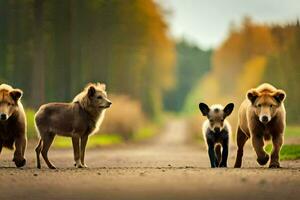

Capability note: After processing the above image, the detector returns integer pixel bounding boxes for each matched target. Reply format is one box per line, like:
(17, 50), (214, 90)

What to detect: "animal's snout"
(214, 127), (220, 132)
(261, 116), (270, 123)
(0, 113), (7, 121)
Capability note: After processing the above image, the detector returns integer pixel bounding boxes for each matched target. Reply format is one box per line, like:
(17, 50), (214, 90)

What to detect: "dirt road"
(0, 119), (299, 200)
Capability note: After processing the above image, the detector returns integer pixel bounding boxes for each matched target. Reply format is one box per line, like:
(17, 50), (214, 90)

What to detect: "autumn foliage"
(186, 18), (300, 125)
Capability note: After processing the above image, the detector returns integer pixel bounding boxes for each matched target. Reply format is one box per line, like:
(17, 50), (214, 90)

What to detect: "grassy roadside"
(265, 144), (300, 160)
(52, 124), (158, 149)
(264, 126), (300, 160)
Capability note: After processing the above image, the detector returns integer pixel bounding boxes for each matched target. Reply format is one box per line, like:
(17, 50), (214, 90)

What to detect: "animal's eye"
(97, 96), (103, 99)
(270, 105), (273, 108)
(257, 104), (262, 108)
(209, 119), (213, 123)
(7, 103), (11, 106)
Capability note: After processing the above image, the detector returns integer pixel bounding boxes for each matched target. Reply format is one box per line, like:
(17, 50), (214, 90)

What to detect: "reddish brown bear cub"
(234, 83), (286, 168)
(0, 84), (27, 167)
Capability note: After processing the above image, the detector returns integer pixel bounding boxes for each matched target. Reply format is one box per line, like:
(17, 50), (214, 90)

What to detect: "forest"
(0, 1), (299, 140)
(0, 0), (175, 117)
(186, 18), (300, 125)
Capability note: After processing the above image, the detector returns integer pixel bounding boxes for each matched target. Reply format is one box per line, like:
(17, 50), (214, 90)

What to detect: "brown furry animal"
(35, 83), (112, 169)
(0, 84), (27, 167)
(234, 83), (286, 168)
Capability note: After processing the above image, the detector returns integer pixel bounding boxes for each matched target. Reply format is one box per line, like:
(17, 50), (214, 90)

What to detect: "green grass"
(26, 109), (37, 139)
(53, 134), (123, 149)
(133, 125), (157, 141)
(265, 144), (300, 160)
(285, 126), (300, 137)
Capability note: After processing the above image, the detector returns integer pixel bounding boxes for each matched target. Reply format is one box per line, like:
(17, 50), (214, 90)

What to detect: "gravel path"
(0, 119), (299, 200)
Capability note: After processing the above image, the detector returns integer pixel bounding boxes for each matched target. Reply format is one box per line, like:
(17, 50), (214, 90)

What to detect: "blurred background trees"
(0, 0), (175, 117)
(0, 0), (299, 135)
(186, 18), (300, 125)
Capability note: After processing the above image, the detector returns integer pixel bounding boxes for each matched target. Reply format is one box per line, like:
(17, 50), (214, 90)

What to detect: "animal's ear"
(88, 86), (96, 98)
(247, 89), (259, 104)
(224, 103), (234, 117)
(9, 89), (23, 101)
(199, 103), (210, 116)
(273, 89), (286, 103)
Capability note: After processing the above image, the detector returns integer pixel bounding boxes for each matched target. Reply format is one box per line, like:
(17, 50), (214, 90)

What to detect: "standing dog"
(35, 83), (112, 169)
(0, 84), (27, 167)
(199, 103), (234, 168)
(234, 83), (286, 168)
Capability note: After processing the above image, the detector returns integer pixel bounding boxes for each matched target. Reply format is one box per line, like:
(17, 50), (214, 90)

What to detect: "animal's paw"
(82, 163), (88, 168)
(219, 163), (227, 168)
(75, 162), (84, 168)
(48, 165), (57, 169)
(13, 158), (26, 168)
(257, 154), (269, 166)
(269, 162), (281, 168)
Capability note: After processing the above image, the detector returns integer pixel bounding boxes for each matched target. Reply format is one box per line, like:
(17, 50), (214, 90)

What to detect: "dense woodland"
(0, 0), (175, 117)
(0, 1), (299, 124)
(186, 18), (300, 124)
(163, 40), (211, 112)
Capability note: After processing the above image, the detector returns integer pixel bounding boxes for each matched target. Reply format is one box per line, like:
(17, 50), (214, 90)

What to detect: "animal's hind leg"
(35, 139), (43, 169)
(215, 145), (221, 167)
(234, 127), (249, 168)
(41, 132), (56, 169)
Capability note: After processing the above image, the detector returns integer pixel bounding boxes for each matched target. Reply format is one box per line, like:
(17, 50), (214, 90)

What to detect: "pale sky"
(156, 0), (300, 49)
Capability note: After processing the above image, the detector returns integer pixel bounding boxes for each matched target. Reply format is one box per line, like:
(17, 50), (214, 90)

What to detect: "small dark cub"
(199, 103), (234, 168)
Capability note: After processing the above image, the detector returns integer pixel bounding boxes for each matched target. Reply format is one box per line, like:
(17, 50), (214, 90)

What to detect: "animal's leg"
(13, 135), (27, 168)
(208, 142), (217, 168)
(72, 136), (83, 168)
(269, 134), (283, 168)
(234, 127), (249, 168)
(80, 135), (89, 168)
(220, 139), (229, 167)
(0, 139), (2, 155)
(35, 139), (43, 169)
(41, 133), (56, 169)
(215, 145), (221, 167)
(252, 134), (269, 166)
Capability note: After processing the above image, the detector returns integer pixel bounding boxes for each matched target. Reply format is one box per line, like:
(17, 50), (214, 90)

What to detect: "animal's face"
(87, 83), (112, 109)
(199, 103), (234, 132)
(0, 89), (22, 121)
(247, 89), (285, 124)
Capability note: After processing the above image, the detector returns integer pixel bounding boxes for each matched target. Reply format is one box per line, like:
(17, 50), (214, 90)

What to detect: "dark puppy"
(199, 103), (234, 168)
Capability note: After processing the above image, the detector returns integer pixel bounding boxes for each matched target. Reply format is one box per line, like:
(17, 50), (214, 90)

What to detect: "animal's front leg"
(13, 136), (26, 167)
(72, 136), (83, 168)
(219, 139), (229, 167)
(80, 135), (89, 168)
(252, 134), (269, 166)
(208, 143), (217, 168)
(0, 139), (3, 154)
(269, 134), (283, 168)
